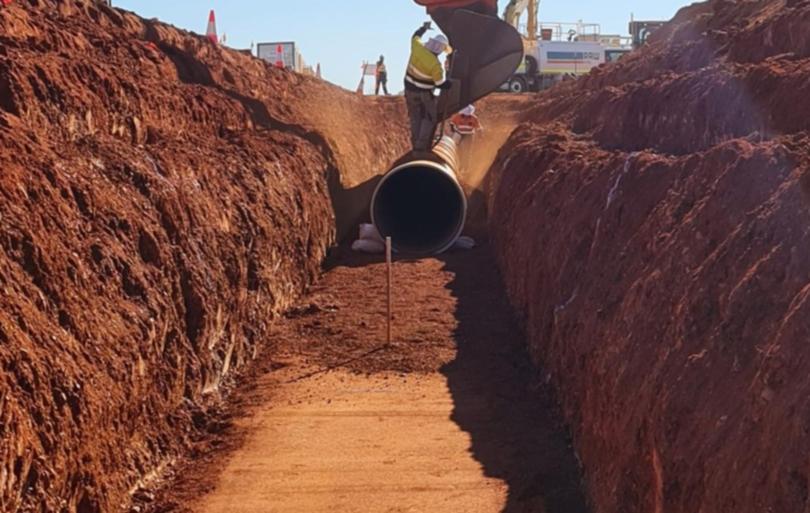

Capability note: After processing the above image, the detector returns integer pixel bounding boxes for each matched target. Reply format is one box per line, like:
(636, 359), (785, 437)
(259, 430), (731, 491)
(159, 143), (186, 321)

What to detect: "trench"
(157, 246), (589, 513)
(148, 125), (591, 511)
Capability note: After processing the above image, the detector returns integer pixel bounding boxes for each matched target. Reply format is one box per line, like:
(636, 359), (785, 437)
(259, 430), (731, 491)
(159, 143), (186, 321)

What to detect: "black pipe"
(371, 136), (467, 255)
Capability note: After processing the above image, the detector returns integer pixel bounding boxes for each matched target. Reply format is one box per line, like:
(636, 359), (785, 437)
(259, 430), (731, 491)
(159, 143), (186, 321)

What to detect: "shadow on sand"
(441, 248), (590, 513)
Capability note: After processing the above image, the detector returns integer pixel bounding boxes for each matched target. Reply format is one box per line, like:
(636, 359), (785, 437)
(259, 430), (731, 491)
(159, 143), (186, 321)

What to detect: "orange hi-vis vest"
(450, 113), (482, 135)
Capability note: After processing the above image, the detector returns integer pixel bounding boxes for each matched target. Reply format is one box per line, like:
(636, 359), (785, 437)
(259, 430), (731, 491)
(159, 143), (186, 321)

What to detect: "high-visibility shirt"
(405, 36), (444, 90)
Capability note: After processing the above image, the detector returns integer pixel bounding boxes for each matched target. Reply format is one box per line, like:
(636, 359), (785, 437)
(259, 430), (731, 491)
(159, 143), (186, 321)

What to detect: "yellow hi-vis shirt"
(405, 36), (444, 90)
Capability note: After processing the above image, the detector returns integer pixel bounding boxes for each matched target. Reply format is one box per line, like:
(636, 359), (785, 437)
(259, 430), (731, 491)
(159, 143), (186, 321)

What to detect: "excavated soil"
(0, 2), (409, 512)
(15, 0), (810, 512)
(0, 2), (543, 513)
(489, 1), (810, 512)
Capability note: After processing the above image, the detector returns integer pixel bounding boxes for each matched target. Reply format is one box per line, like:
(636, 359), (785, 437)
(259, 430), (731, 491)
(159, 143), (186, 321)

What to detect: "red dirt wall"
(490, 1), (810, 512)
(0, 2), (407, 512)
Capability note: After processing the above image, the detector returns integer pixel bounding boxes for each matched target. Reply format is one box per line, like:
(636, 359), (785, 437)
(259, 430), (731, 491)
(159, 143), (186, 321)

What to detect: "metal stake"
(386, 237), (393, 345)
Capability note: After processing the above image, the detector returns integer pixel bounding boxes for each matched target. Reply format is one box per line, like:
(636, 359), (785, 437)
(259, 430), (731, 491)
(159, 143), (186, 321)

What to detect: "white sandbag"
(454, 236), (476, 250)
(358, 223), (384, 243)
(351, 239), (386, 254)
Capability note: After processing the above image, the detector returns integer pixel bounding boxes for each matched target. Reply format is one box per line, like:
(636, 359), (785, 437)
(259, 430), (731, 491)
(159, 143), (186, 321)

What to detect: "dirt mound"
(0, 2), (407, 512)
(526, 0), (810, 154)
(489, 1), (810, 512)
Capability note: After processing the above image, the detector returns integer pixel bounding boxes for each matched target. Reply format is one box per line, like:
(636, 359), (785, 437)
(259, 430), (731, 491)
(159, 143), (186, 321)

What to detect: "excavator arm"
(503, 0), (539, 39)
(413, 0), (523, 120)
(503, 0), (530, 28)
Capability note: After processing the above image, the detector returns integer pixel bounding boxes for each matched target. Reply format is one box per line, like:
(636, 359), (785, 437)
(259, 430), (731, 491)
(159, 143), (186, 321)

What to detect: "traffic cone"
(356, 63), (368, 95)
(274, 44), (285, 68)
(206, 10), (218, 45)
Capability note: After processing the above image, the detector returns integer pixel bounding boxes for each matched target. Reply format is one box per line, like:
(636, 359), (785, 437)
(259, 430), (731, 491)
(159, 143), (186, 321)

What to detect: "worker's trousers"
(405, 89), (438, 152)
(376, 74), (389, 95)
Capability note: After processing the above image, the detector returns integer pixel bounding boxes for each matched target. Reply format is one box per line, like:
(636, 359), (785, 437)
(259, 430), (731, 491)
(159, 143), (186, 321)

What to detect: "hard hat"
(461, 105), (476, 116)
(426, 34), (450, 55)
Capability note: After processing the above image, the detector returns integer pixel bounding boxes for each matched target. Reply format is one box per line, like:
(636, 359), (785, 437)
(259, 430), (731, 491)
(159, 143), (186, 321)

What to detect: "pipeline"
(371, 135), (467, 255)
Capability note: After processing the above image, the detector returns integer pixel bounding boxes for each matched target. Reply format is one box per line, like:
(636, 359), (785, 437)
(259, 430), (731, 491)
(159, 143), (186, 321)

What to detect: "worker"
(449, 105), (483, 137)
(375, 55), (389, 96)
(405, 21), (452, 153)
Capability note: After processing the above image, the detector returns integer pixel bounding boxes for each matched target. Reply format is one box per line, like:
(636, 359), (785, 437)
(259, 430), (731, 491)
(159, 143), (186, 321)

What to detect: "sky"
(113, 0), (693, 91)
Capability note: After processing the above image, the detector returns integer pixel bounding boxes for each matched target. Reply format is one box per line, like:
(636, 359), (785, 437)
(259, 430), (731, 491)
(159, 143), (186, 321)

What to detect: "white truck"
(501, 0), (633, 92)
(505, 39), (606, 93)
(502, 25), (634, 93)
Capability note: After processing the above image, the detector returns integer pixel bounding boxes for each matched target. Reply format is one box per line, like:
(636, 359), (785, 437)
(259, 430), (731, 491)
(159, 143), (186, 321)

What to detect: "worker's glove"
(422, 21), (433, 31)
(438, 81), (453, 91)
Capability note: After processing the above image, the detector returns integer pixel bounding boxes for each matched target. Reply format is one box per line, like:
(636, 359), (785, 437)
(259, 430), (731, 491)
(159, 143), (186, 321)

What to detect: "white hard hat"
(426, 34), (450, 54)
(461, 105), (476, 116)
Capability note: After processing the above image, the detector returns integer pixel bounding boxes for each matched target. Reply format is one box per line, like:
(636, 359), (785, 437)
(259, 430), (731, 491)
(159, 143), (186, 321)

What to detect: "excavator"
(503, 0), (539, 40)
(412, 0), (524, 120)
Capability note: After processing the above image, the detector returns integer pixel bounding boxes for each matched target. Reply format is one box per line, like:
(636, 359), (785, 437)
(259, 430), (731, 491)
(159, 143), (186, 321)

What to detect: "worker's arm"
(413, 21), (432, 39)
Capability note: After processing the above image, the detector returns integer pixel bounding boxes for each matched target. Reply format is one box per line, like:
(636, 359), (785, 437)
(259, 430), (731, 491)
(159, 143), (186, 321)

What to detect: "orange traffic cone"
(274, 44), (285, 68)
(206, 10), (218, 45)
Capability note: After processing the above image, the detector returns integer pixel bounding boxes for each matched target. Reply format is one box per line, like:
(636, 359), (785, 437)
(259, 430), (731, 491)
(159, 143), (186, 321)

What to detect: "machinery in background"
(501, 0), (647, 93)
(629, 19), (667, 49)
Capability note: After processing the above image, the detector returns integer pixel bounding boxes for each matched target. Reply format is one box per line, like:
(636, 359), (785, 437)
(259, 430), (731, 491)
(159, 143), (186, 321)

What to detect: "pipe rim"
(371, 159), (468, 256)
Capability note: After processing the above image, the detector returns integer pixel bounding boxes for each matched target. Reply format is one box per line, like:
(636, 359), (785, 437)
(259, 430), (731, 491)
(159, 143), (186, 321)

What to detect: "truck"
(501, 0), (634, 92)
(505, 38), (606, 93)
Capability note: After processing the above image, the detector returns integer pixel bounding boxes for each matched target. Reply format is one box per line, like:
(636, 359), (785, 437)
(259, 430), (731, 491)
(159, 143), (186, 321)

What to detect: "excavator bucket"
(415, 0), (499, 35)
(436, 9), (523, 120)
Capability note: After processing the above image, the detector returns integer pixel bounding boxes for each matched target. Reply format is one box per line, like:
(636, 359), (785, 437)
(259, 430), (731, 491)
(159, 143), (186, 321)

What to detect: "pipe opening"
(372, 162), (466, 255)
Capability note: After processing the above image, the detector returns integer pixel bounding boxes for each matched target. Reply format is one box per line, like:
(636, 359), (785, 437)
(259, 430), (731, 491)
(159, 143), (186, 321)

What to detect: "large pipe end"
(371, 159), (467, 256)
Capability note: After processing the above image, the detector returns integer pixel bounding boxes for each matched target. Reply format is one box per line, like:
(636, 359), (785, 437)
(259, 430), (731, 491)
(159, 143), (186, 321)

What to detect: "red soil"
(490, 1), (810, 512)
(0, 2), (407, 512)
(12, 0), (810, 511)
